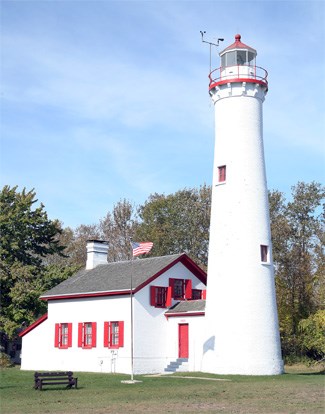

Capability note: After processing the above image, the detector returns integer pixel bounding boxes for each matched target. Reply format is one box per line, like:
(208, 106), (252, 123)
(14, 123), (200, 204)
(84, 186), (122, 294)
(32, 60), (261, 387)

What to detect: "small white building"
(20, 241), (207, 374)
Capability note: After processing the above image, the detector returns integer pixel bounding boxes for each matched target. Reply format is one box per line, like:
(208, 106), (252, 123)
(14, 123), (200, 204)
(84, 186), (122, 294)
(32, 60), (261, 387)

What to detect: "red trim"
(150, 286), (156, 306)
(104, 322), (109, 347)
(54, 323), (59, 347)
(42, 290), (131, 301)
(19, 313), (48, 337)
(202, 290), (207, 300)
(78, 323), (83, 347)
(67, 323), (73, 347)
(166, 286), (172, 307)
(209, 77), (267, 90)
(185, 280), (192, 299)
(119, 321), (124, 348)
(165, 312), (205, 319)
(92, 322), (97, 348)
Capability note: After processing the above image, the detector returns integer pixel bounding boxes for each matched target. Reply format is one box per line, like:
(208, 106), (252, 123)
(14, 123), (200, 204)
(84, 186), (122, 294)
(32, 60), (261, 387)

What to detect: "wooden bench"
(34, 371), (78, 390)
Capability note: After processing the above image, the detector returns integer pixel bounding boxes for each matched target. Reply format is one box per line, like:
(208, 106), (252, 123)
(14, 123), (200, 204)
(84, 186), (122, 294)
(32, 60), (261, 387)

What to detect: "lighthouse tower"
(202, 35), (283, 375)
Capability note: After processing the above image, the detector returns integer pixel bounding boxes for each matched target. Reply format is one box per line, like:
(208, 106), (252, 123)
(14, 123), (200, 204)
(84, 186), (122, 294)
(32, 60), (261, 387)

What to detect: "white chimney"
(86, 240), (109, 270)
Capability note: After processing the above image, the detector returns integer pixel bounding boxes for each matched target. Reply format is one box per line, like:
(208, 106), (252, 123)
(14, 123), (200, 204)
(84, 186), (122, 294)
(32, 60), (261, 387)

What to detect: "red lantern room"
(209, 34), (268, 91)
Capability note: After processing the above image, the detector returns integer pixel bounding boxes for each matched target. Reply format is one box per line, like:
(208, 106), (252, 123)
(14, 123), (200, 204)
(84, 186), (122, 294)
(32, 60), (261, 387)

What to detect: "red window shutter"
(185, 279), (192, 299)
(78, 323), (83, 347)
(104, 322), (109, 347)
(150, 286), (156, 306)
(54, 323), (60, 347)
(202, 289), (207, 299)
(119, 321), (124, 348)
(169, 278), (175, 298)
(166, 286), (172, 307)
(92, 322), (97, 348)
(67, 323), (73, 347)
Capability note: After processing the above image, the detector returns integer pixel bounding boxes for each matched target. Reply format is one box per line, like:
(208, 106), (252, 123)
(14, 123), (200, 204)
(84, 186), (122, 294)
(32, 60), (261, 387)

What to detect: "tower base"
(202, 349), (284, 376)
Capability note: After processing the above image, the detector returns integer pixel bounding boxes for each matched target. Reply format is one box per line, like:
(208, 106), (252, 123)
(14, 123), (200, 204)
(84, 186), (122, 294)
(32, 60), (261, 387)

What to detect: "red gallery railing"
(209, 65), (268, 90)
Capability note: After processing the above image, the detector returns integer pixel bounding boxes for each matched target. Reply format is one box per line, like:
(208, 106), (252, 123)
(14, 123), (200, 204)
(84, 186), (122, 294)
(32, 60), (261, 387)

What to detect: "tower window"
(218, 166), (226, 182)
(260, 245), (269, 262)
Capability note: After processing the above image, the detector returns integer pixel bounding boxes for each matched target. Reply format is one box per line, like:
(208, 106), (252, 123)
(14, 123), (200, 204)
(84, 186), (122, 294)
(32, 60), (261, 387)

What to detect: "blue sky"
(1, 0), (324, 228)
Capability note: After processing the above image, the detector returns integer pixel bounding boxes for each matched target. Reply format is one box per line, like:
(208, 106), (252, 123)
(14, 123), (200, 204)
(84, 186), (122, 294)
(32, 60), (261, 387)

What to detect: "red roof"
(220, 34), (256, 54)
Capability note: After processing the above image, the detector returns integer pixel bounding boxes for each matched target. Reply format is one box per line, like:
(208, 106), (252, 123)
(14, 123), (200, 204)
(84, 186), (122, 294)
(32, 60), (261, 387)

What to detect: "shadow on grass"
(296, 369), (325, 376)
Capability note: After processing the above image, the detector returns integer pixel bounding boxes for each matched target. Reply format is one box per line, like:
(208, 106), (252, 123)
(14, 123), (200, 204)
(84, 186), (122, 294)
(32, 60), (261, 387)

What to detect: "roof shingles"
(42, 254), (185, 299)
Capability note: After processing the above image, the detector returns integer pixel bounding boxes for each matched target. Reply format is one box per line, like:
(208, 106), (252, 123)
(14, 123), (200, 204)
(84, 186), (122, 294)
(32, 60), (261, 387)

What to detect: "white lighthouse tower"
(202, 34), (283, 375)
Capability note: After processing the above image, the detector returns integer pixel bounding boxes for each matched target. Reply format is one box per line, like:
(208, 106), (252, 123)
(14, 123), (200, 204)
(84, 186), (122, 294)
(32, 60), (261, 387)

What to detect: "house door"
(178, 324), (189, 358)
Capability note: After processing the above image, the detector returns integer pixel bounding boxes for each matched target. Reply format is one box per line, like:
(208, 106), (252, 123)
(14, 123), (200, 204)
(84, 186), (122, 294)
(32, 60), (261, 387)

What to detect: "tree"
(0, 186), (68, 340)
(269, 182), (325, 357)
(135, 185), (211, 268)
(0, 186), (65, 268)
(99, 199), (137, 262)
(299, 310), (325, 360)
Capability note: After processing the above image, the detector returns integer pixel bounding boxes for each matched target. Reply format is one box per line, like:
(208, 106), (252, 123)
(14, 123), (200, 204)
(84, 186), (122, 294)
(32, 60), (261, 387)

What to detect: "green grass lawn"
(0, 365), (324, 414)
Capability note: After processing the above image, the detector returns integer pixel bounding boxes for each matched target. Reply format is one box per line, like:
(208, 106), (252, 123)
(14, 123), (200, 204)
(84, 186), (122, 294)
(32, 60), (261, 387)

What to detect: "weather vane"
(200, 31), (224, 73)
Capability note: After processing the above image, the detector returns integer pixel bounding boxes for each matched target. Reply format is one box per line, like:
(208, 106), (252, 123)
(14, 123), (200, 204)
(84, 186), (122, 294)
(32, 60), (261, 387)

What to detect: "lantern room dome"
(220, 34), (256, 55)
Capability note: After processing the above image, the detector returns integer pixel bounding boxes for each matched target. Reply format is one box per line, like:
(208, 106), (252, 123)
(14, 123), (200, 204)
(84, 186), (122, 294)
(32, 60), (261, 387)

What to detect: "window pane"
(85, 323), (92, 345)
(237, 50), (246, 65)
(226, 51), (236, 66)
(247, 51), (255, 64)
(61, 323), (68, 346)
(174, 279), (184, 299)
(111, 322), (119, 346)
(192, 289), (202, 300)
(155, 287), (167, 307)
(261, 245), (268, 262)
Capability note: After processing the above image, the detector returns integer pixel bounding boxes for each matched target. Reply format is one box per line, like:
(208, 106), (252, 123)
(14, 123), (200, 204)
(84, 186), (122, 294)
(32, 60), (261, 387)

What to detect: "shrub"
(0, 352), (14, 367)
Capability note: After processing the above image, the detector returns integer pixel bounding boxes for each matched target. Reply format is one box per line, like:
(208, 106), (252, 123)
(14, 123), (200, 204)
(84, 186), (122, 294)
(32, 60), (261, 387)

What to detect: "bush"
(0, 352), (14, 367)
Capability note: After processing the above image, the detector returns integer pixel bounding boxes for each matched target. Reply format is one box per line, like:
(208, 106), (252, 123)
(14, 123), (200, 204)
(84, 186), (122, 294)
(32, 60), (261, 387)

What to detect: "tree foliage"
(298, 310), (325, 360)
(0, 186), (65, 267)
(0, 186), (73, 340)
(269, 181), (325, 358)
(135, 185), (211, 269)
(100, 199), (137, 262)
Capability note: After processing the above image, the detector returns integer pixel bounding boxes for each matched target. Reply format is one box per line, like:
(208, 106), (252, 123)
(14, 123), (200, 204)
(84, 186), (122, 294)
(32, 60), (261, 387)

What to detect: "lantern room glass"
(221, 50), (256, 67)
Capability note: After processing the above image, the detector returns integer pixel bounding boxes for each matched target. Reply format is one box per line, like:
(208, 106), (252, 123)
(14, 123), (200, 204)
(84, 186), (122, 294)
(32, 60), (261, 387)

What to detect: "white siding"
(21, 261), (206, 374)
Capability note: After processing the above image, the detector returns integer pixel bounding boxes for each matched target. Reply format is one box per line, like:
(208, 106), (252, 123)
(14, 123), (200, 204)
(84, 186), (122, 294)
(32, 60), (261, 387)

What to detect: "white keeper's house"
(20, 240), (207, 374)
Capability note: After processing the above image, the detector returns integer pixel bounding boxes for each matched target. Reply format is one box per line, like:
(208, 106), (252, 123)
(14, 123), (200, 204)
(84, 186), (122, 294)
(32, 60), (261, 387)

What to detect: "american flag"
(131, 241), (153, 257)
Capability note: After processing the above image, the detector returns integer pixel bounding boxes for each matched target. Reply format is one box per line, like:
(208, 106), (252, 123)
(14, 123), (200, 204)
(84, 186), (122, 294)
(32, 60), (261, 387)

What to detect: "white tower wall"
(203, 65), (283, 374)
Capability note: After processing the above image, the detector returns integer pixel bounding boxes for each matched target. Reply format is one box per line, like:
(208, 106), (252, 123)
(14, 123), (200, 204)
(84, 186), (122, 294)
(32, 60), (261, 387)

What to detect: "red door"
(178, 324), (189, 358)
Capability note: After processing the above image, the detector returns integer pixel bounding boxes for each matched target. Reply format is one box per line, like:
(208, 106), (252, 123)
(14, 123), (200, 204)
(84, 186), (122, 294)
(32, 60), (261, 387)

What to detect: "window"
(260, 245), (269, 263)
(78, 322), (97, 348)
(218, 165), (226, 183)
(150, 286), (172, 308)
(54, 323), (72, 349)
(169, 278), (192, 300)
(104, 321), (124, 348)
(191, 289), (203, 300)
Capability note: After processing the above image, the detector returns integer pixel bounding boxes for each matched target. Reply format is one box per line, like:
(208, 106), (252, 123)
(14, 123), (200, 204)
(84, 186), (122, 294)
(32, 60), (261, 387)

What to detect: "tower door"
(178, 324), (189, 358)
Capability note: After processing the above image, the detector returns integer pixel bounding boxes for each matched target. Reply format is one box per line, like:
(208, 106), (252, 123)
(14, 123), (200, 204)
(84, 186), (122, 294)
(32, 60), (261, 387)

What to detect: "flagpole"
(130, 255), (134, 382)
(122, 239), (152, 385)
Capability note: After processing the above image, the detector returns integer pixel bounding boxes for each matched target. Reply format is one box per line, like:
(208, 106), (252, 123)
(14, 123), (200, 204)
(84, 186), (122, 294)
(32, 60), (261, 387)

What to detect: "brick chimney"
(86, 240), (108, 270)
